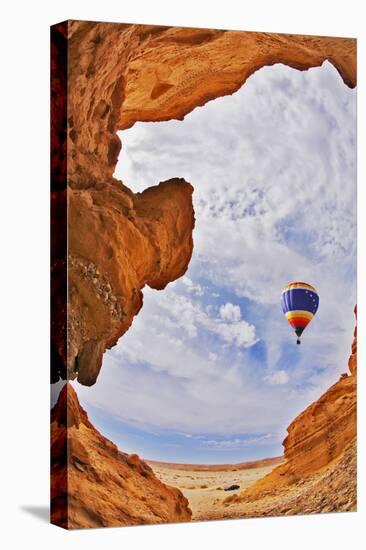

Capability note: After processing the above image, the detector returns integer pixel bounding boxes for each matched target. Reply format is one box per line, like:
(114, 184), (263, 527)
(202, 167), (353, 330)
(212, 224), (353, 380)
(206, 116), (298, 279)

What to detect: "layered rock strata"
(236, 307), (357, 504)
(51, 383), (192, 528)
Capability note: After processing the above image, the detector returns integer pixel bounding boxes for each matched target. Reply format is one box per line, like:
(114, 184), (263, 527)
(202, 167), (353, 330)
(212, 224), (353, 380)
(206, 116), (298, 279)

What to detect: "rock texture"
(50, 22), (357, 526)
(200, 441), (355, 521)
(65, 22), (356, 187)
(67, 178), (194, 385)
(51, 21), (356, 386)
(231, 306), (357, 510)
(51, 383), (192, 528)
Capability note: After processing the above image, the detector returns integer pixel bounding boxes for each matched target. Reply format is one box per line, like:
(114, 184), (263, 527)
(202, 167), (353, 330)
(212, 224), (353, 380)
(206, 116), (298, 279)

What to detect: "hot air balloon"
(281, 282), (319, 344)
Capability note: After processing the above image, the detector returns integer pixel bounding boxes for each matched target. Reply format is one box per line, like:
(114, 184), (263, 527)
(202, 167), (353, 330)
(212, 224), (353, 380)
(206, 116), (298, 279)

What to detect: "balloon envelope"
(281, 282), (319, 338)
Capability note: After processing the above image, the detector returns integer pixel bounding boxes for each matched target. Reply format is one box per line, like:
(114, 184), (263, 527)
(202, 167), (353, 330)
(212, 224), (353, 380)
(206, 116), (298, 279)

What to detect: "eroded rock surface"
(51, 21), (356, 386)
(201, 441), (355, 520)
(232, 307), (357, 508)
(51, 383), (192, 528)
(50, 22), (357, 525)
(67, 178), (194, 385)
(65, 22), (356, 186)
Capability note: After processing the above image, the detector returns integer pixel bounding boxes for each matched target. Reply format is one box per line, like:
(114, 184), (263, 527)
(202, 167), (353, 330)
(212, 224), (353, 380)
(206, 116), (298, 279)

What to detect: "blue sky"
(74, 60), (356, 464)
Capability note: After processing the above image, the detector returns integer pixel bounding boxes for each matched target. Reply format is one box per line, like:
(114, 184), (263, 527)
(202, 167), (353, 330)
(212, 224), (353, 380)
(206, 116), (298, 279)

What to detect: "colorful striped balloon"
(281, 282), (319, 344)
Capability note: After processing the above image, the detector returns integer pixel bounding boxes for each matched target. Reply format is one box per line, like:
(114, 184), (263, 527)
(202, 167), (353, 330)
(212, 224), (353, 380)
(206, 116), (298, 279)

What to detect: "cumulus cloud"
(207, 317), (257, 348)
(181, 276), (204, 296)
(116, 61), (355, 306)
(75, 61), (356, 456)
(147, 287), (257, 349)
(220, 302), (241, 322)
(115, 60), (356, 371)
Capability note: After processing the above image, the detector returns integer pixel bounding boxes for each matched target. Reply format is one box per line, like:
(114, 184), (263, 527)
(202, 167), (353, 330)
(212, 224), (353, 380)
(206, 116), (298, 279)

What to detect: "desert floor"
(148, 442), (356, 521)
(147, 457), (282, 521)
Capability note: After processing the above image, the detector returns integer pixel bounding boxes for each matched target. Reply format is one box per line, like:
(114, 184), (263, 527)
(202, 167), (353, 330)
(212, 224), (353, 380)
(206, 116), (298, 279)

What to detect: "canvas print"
(50, 21), (357, 529)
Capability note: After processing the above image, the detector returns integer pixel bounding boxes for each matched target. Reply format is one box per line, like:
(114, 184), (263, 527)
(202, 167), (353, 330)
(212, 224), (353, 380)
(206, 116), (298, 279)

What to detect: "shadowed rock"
(51, 384), (192, 529)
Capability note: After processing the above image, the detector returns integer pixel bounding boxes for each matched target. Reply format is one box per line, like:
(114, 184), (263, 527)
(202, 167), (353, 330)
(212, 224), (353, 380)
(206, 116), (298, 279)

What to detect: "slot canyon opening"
(73, 60), (356, 465)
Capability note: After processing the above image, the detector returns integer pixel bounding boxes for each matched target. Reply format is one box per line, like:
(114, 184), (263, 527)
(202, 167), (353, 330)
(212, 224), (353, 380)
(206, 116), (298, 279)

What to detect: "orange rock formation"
(51, 21), (356, 386)
(238, 307), (357, 502)
(67, 178), (194, 385)
(51, 22), (357, 525)
(51, 383), (192, 528)
(65, 22), (356, 186)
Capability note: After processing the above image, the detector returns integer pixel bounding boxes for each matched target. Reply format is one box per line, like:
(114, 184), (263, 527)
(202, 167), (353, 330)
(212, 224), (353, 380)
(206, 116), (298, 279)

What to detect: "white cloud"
(206, 317), (257, 348)
(116, 62), (355, 309)
(179, 433), (206, 440)
(203, 434), (274, 450)
(115, 60), (356, 374)
(220, 302), (241, 322)
(149, 287), (257, 349)
(264, 370), (289, 386)
(181, 276), (204, 296)
(75, 285), (312, 436)
(75, 61), (356, 445)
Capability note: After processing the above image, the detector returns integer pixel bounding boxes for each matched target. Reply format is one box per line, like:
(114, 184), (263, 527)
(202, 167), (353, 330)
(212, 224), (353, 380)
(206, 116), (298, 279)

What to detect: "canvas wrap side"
(50, 20), (68, 529)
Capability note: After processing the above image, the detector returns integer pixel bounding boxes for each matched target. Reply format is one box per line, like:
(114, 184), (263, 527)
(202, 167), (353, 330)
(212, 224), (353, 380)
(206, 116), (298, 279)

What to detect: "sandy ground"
(148, 442), (356, 521)
(147, 457), (282, 521)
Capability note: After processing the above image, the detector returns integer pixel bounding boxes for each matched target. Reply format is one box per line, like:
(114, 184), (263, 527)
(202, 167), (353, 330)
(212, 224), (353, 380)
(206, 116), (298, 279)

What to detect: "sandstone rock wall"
(50, 22), (357, 525)
(51, 20), (356, 386)
(65, 22), (356, 187)
(240, 307), (357, 502)
(67, 178), (194, 385)
(51, 384), (192, 528)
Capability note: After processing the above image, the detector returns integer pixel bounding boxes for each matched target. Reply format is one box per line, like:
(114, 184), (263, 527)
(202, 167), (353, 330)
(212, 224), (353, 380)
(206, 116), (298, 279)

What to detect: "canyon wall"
(67, 178), (194, 385)
(51, 383), (192, 528)
(65, 22), (356, 187)
(50, 21), (357, 527)
(51, 21), (356, 386)
(238, 307), (357, 503)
